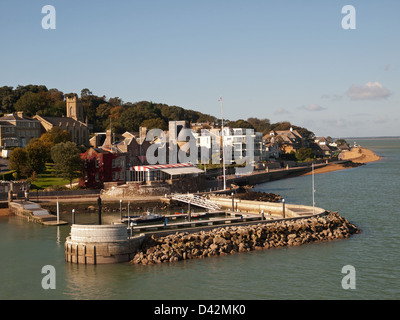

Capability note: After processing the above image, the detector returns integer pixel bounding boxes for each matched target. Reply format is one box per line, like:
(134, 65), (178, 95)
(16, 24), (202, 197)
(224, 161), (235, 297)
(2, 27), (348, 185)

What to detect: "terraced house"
(0, 111), (41, 148)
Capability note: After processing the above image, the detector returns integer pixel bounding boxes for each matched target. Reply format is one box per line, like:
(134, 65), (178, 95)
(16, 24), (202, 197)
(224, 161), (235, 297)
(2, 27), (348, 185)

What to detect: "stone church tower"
(66, 95), (84, 122)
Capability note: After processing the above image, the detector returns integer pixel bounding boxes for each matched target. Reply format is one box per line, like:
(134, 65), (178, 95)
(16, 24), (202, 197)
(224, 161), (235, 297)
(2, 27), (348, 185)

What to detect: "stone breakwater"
(131, 212), (361, 265)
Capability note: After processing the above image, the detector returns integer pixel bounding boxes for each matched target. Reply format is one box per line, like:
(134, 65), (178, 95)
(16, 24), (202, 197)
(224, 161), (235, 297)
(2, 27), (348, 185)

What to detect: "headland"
(301, 147), (381, 176)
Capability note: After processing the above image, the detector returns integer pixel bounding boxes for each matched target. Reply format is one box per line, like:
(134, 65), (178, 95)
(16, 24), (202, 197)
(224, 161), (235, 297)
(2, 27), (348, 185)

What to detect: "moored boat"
(123, 212), (165, 224)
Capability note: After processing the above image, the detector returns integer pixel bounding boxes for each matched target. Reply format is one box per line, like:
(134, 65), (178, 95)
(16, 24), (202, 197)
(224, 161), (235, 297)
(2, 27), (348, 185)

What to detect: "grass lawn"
(30, 163), (79, 190)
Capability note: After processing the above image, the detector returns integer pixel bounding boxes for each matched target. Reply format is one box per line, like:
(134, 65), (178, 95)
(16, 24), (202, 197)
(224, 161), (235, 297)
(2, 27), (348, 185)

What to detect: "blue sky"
(1, 0), (399, 138)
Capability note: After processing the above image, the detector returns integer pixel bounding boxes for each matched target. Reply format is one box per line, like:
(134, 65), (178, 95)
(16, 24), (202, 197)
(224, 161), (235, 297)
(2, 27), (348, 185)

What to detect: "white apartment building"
(192, 127), (265, 165)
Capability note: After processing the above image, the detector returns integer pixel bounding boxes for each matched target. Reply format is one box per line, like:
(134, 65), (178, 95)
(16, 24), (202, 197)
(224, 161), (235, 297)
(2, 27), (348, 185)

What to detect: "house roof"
(275, 130), (303, 140)
(0, 121), (14, 126)
(34, 115), (88, 127)
(93, 148), (110, 154)
(319, 144), (331, 151)
(0, 112), (40, 122)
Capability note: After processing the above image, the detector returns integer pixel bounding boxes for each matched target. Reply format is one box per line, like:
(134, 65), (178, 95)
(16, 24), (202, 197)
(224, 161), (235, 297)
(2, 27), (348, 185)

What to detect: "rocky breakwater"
(131, 212), (361, 265)
(235, 190), (282, 202)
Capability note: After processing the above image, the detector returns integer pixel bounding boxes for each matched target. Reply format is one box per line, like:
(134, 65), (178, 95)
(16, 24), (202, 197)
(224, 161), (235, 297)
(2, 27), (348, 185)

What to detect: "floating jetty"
(8, 200), (68, 226)
(130, 211), (264, 234)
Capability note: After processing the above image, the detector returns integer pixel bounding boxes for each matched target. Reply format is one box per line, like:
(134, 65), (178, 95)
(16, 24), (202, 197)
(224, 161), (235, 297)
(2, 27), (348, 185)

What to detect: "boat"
(173, 211), (209, 218)
(123, 211), (165, 224)
(191, 212), (209, 219)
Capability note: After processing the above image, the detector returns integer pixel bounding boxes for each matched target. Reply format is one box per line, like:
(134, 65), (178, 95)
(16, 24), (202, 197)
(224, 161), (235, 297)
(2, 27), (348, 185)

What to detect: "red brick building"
(79, 147), (126, 189)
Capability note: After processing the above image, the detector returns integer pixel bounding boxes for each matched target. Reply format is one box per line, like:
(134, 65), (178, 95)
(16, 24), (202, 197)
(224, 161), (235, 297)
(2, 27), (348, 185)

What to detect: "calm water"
(1, 139), (399, 300)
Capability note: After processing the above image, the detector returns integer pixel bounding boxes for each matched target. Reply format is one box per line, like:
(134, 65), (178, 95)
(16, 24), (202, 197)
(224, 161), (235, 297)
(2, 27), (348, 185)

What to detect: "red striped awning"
(130, 163), (195, 171)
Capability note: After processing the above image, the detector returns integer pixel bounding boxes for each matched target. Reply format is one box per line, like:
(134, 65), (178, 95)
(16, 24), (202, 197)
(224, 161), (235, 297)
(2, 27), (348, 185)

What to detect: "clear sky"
(1, 0), (399, 138)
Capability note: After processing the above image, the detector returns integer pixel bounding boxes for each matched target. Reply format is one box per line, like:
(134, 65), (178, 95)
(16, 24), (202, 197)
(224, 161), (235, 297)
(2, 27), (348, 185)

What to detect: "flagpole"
(220, 97), (226, 190)
(312, 163), (315, 215)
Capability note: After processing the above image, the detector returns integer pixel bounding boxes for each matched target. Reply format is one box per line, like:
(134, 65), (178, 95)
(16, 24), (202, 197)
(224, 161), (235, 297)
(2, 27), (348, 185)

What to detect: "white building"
(193, 127), (265, 165)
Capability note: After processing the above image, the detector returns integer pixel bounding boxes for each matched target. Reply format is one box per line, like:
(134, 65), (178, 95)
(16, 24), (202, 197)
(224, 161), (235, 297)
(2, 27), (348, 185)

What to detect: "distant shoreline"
(302, 147), (381, 176)
(336, 136), (400, 140)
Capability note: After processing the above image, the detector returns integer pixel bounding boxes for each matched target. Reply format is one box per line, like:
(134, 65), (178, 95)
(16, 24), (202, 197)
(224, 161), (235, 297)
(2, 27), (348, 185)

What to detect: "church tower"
(66, 95), (84, 122)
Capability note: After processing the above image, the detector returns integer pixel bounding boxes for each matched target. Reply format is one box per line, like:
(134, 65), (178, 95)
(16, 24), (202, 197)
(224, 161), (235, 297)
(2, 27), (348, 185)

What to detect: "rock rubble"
(131, 212), (361, 265)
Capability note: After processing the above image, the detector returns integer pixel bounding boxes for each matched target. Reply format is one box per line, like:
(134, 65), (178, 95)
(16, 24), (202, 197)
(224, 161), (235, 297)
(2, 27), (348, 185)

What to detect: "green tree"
(9, 148), (28, 178)
(26, 139), (48, 174)
(14, 92), (43, 116)
(79, 88), (107, 127)
(40, 127), (71, 146)
(292, 126), (315, 141)
(51, 142), (83, 189)
(141, 118), (168, 130)
(271, 121), (292, 131)
(39, 89), (65, 116)
(247, 117), (271, 134)
(335, 139), (348, 146)
(296, 148), (315, 162)
(227, 119), (254, 129)
(0, 86), (16, 113)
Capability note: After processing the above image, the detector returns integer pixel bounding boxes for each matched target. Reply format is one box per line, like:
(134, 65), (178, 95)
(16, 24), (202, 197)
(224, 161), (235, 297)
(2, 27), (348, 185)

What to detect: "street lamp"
(120, 199), (123, 222)
(220, 97), (226, 191)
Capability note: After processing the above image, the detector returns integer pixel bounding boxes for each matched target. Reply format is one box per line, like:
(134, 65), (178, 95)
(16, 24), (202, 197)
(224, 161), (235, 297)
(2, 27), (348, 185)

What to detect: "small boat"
(123, 211), (165, 224)
(135, 214), (165, 224)
(191, 212), (209, 219)
(173, 211), (209, 218)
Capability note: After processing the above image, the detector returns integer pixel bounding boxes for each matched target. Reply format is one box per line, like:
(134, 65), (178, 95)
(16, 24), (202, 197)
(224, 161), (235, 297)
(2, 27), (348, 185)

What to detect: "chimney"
(139, 127), (147, 144)
(16, 111), (24, 118)
(104, 129), (112, 148)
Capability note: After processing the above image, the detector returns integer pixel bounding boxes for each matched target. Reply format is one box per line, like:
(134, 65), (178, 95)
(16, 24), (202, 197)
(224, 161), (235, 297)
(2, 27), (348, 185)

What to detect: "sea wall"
(131, 212), (361, 265)
(207, 196), (325, 217)
(225, 166), (315, 187)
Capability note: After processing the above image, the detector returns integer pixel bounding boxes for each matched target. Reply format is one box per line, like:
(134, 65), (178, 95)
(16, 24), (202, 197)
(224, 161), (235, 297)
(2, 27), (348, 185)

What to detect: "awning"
(131, 163), (195, 171)
(160, 167), (204, 176)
